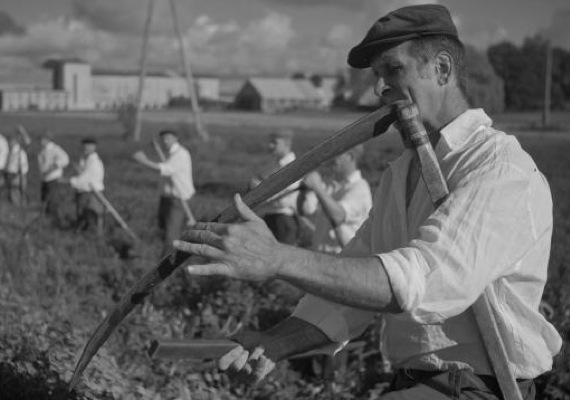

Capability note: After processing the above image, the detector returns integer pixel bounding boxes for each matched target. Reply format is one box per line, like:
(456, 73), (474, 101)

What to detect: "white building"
(0, 60), (221, 111)
(233, 77), (334, 113)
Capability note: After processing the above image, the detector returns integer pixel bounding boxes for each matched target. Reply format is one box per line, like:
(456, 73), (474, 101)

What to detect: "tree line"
(336, 35), (570, 113)
(488, 35), (570, 111)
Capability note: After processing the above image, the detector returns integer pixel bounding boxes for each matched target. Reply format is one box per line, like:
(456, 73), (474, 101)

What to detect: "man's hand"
(303, 171), (325, 193)
(132, 150), (150, 164)
(220, 330), (276, 384)
(174, 194), (283, 281)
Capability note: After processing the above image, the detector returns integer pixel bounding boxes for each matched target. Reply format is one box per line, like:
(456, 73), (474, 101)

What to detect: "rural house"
(233, 77), (328, 113)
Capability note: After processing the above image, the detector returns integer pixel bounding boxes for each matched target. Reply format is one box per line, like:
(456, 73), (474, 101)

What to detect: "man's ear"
(435, 52), (452, 86)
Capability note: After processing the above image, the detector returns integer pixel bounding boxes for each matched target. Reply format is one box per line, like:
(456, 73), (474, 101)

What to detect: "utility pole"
(132, 0), (155, 142)
(169, 0), (209, 141)
(542, 40), (553, 128)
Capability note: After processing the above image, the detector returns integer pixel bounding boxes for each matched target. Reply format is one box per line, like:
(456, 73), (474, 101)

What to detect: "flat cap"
(270, 128), (294, 141)
(348, 4), (458, 69)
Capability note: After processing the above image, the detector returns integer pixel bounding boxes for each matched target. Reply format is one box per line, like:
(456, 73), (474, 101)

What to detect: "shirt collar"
(169, 142), (181, 155)
(436, 109), (493, 157)
(279, 151), (295, 167)
(343, 169), (362, 184)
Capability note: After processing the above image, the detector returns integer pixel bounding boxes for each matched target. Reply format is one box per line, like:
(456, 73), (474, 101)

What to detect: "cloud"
(255, 0), (367, 11)
(72, 0), (173, 35)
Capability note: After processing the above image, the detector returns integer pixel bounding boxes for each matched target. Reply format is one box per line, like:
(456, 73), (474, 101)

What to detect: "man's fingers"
(234, 194), (262, 223)
(252, 356), (275, 383)
(248, 347), (265, 361)
(187, 222), (230, 236)
(185, 263), (232, 277)
(173, 240), (225, 260)
(219, 346), (246, 371)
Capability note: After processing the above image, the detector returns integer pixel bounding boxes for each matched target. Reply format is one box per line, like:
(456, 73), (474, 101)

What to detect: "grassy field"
(0, 109), (569, 399)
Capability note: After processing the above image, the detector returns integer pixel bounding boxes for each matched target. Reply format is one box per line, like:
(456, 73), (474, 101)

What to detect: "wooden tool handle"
(69, 104), (398, 390)
(148, 339), (238, 360)
(217, 105), (397, 222)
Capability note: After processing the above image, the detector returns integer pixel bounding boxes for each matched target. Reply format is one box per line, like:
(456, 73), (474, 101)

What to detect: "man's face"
(82, 143), (96, 156)
(40, 137), (49, 148)
(370, 41), (442, 127)
(333, 152), (352, 179)
(269, 137), (290, 158)
(160, 133), (177, 150)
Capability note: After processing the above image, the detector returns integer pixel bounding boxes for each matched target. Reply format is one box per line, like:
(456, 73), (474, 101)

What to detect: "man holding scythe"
(171, 4), (560, 398)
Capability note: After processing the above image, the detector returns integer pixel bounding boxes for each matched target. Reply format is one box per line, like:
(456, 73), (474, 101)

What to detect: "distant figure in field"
(133, 130), (196, 255)
(37, 131), (70, 226)
(302, 145), (373, 254)
(0, 133), (8, 197)
(68, 138), (105, 236)
(251, 129), (299, 245)
(5, 132), (29, 206)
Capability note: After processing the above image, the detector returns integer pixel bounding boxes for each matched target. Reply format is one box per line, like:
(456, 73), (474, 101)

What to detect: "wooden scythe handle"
(69, 104), (398, 390)
(396, 103), (523, 400)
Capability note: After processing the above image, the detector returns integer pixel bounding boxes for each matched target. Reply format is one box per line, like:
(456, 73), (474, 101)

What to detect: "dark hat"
(81, 137), (97, 145)
(348, 4), (458, 69)
(270, 128), (294, 141)
(159, 129), (179, 138)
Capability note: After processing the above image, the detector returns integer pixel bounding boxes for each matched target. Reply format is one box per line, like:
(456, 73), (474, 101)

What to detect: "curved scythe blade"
(69, 105), (397, 390)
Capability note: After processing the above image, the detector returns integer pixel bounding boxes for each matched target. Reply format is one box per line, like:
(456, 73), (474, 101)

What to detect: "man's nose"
(374, 77), (388, 98)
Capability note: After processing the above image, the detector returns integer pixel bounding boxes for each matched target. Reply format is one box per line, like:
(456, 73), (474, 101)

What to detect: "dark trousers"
(263, 213), (298, 245)
(5, 172), (27, 206)
(41, 180), (65, 226)
(381, 369), (535, 399)
(75, 192), (104, 236)
(158, 196), (191, 256)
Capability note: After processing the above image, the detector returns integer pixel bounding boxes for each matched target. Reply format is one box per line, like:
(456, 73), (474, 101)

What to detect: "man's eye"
(387, 65), (403, 72)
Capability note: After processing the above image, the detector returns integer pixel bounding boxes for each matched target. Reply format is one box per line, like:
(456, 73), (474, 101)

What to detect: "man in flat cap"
(175, 4), (561, 398)
(133, 129), (196, 256)
(250, 129), (300, 245)
(37, 131), (70, 227)
(67, 138), (105, 235)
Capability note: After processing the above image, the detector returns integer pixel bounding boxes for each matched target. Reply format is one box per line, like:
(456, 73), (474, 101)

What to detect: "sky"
(0, 0), (569, 85)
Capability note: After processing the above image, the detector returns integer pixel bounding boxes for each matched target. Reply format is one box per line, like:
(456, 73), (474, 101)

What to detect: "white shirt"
(158, 142), (195, 200)
(5, 142), (28, 175)
(38, 141), (70, 182)
(259, 152), (299, 217)
(70, 152), (105, 192)
(293, 109), (562, 379)
(0, 135), (8, 170)
(307, 170), (372, 254)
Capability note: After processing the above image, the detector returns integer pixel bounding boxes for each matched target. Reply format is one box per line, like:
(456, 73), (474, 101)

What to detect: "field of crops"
(0, 109), (569, 399)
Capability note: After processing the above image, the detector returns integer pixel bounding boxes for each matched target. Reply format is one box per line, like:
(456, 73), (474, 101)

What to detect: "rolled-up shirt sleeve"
(159, 159), (176, 177)
(380, 165), (540, 324)
(56, 147), (70, 169)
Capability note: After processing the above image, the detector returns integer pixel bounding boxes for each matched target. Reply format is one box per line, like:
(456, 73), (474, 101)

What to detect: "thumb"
(234, 194), (262, 223)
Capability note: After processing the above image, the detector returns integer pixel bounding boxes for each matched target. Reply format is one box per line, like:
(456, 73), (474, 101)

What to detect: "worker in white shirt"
(301, 145), (372, 254)
(68, 138), (105, 236)
(133, 129), (196, 255)
(37, 131), (70, 226)
(175, 5), (561, 398)
(0, 133), (8, 196)
(299, 144), (374, 387)
(251, 129), (299, 245)
(5, 132), (29, 206)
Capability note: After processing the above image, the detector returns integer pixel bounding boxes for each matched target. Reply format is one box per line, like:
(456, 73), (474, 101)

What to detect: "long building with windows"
(0, 59), (340, 112)
(0, 59), (221, 112)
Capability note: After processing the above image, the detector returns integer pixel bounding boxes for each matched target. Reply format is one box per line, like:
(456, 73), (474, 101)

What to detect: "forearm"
(236, 317), (333, 362)
(275, 246), (400, 313)
(143, 159), (162, 171)
(314, 187), (345, 226)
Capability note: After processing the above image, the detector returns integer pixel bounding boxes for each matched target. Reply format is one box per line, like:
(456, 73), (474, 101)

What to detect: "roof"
(247, 78), (318, 100)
